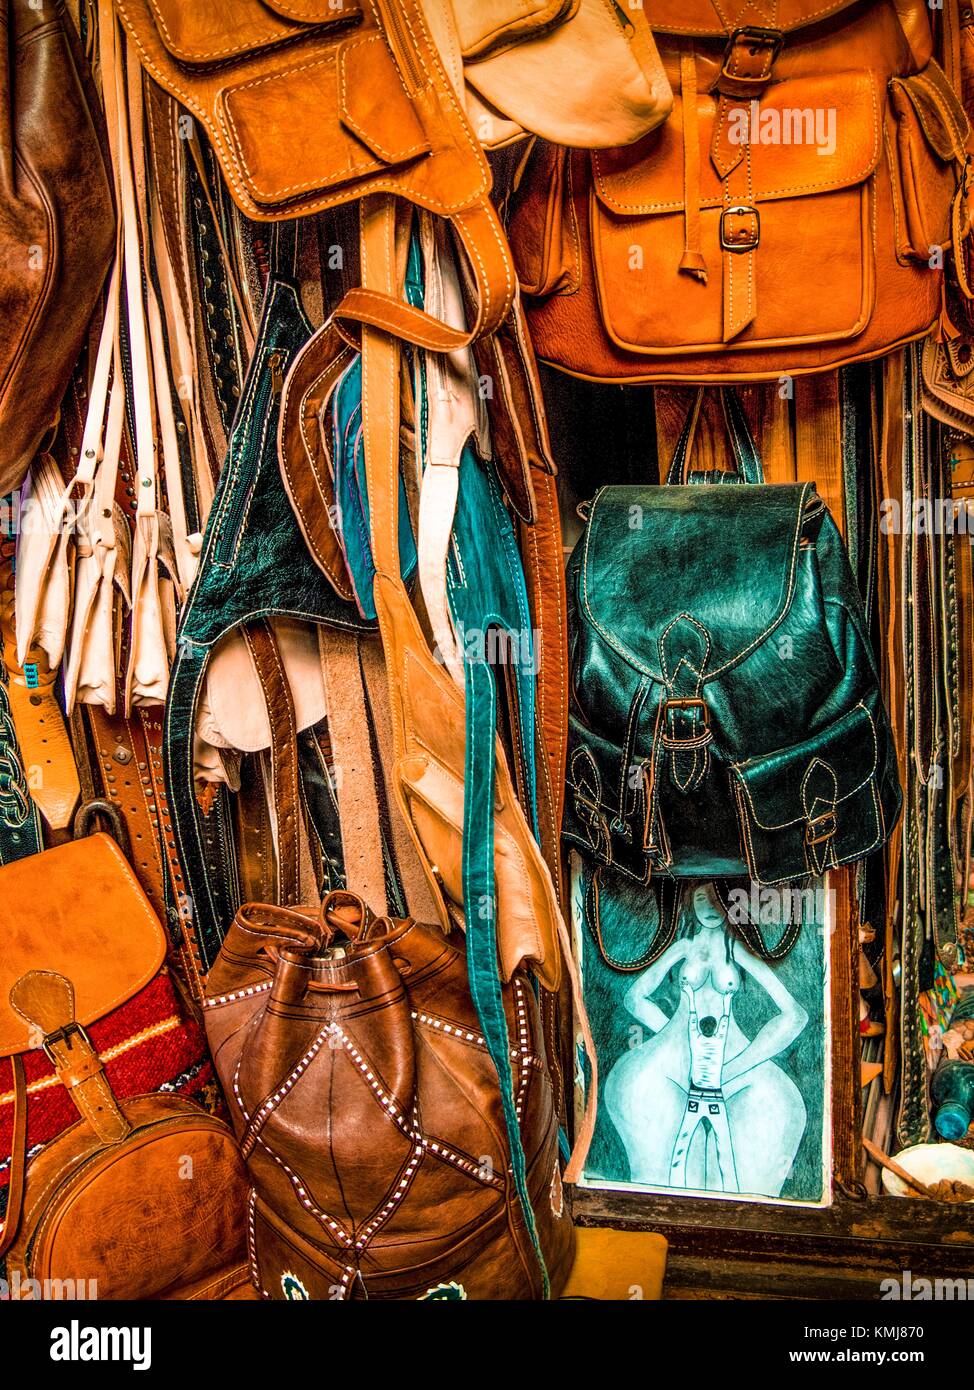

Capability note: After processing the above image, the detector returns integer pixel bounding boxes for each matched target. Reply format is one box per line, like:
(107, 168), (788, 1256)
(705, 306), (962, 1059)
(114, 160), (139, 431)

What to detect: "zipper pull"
(269, 351), (285, 398)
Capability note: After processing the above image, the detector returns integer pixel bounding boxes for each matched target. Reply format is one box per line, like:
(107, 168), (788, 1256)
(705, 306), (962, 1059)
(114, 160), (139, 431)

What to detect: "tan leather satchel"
(508, 0), (972, 383)
(204, 889), (575, 1300)
(115, 0), (516, 349)
(0, 835), (250, 1300)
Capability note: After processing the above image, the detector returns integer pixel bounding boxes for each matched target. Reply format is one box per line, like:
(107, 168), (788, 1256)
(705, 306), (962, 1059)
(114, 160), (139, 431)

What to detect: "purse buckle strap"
(720, 205), (761, 253)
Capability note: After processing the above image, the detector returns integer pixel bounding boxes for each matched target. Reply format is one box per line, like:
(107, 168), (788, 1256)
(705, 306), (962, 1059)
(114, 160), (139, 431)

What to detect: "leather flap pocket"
(731, 697), (885, 885)
(888, 60), (967, 260)
(589, 70), (883, 354)
(145, 0), (334, 64)
(219, 33), (429, 207)
(592, 71), (883, 216)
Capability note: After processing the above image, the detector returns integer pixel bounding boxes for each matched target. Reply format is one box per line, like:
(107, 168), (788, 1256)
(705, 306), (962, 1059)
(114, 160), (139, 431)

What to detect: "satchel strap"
(334, 201), (516, 353)
(0, 1056), (26, 1261)
(9, 970), (131, 1145)
(665, 388), (764, 486)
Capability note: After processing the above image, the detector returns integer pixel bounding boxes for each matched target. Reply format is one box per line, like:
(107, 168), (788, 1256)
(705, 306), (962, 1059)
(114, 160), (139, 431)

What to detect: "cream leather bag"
(424, 0), (673, 149)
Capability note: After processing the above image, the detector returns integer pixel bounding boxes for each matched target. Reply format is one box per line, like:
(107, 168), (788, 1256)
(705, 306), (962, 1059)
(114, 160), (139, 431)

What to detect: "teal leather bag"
(565, 391), (902, 964)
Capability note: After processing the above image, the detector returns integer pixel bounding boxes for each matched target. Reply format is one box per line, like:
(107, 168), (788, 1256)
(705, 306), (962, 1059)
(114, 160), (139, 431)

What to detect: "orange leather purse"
(508, 0), (972, 383)
(0, 834), (250, 1300)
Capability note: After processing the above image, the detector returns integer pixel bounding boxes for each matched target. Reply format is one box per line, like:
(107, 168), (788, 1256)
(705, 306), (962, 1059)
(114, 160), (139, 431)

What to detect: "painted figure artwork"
(573, 869), (831, 1205)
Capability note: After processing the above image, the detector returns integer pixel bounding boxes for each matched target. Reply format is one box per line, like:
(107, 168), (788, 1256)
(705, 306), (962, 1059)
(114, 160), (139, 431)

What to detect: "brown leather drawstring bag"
(0, 0), (114, 494)
(204, 889), (576, 1300)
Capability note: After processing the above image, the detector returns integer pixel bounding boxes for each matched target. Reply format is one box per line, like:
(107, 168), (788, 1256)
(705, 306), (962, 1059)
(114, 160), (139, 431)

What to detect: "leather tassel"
(678, 45), (708, 284)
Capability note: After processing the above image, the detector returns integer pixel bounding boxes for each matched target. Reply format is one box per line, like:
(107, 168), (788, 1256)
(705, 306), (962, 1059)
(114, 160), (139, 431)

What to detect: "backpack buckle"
(804, 810), (837, 847)
(661, 697), (712, 748)
(42, 1021), (94, 1065)
(719, 27), (783, 95)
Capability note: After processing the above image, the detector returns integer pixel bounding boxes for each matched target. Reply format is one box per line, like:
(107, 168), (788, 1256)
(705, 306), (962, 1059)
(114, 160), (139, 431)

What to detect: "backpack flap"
(577, 482), (814, 684)
(731, 693), (888, 884)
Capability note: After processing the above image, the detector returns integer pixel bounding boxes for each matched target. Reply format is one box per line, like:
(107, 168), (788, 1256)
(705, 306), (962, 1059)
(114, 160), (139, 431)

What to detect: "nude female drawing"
(604, 882), (810, 1196)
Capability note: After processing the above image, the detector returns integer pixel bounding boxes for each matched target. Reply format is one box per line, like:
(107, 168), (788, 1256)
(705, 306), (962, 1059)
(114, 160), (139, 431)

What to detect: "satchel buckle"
(804, 811), (837, 847)
(719, 27), (783, 92)
(720, 205), (760, 253)
(42, 1021), (93, 1064)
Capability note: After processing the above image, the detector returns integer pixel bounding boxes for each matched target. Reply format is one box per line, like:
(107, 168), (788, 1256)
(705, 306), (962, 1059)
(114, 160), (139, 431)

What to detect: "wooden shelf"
(571, 1188), (974, 1300)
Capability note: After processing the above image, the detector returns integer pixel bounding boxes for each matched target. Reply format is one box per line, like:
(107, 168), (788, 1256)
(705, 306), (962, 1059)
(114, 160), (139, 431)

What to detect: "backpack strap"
(665, 388), (764, 485)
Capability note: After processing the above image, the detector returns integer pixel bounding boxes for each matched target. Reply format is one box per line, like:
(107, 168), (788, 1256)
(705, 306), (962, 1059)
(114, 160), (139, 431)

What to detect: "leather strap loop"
(666, 388), (764, 485)
(334, 202), (515, 352)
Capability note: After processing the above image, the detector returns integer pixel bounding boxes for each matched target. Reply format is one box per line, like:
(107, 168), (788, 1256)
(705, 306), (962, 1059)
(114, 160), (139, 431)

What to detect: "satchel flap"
(579, 483), (814, 682)
(456, 0), (575, 60)
(144, 0), (356, 65)
(337, 33), (431, 165)
(646, 0), (862, 36)
(0, 835), (166, 1057)
(593, 70), (882, 215)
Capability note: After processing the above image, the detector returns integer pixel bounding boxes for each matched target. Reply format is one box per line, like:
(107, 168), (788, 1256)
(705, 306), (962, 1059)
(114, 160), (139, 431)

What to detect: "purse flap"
(578, 483), (815, 682)
(455, 0), (576, 60)
(593, 70), (883, 215)
(647, 0), (863, 36)
(144, 0), (357, 65)
(0, 834), (166, 1057)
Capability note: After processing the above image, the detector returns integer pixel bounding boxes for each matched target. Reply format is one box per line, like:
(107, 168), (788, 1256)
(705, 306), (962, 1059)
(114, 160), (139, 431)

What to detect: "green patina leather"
(565, 414), (902, 917)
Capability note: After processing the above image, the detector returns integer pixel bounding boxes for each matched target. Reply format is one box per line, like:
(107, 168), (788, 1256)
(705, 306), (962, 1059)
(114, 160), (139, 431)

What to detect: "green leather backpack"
(565, 391), (902, 963)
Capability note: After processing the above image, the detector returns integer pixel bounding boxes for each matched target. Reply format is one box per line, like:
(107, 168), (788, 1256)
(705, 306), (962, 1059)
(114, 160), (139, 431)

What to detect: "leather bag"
(564, 392), (902, 962)
(508, 0), (972, 382)
(0, 0), (115, 496)
(422, 0), (672, 150)
(114, 0), (517, 349)
(0, 833), (251, 1300)
(204, 888), (575, 1300)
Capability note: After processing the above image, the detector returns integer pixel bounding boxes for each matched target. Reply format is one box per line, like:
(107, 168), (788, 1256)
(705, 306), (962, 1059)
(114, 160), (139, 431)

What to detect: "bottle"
(932, 995), (974, 1141)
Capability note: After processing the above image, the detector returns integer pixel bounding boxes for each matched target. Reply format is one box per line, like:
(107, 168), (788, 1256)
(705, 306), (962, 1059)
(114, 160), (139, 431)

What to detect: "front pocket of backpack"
(731, 696), (887, 885)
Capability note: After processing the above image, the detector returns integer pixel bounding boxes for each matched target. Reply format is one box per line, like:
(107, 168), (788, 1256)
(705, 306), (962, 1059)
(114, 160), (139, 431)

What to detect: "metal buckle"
(664, 697), (710, 724)
(720, 26), (784, 83)
(662, 698), (711, 747)
(42, 1021), (93, 1065)
(804, 811), (837, 848)
(720, 205), (760, 253)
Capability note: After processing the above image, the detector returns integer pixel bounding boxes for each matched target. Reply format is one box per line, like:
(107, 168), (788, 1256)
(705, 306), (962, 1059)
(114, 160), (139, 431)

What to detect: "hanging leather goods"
(163, 222), (372, 973)
(0, 0), (114, 498)
(204, 889), (575, 1300)
(0, 526), (81, 834)
(0, 831), (251, 1299)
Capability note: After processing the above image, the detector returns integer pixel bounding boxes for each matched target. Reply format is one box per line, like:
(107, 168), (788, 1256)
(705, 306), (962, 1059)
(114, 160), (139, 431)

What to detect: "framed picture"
(572, 858), (833, 1206)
